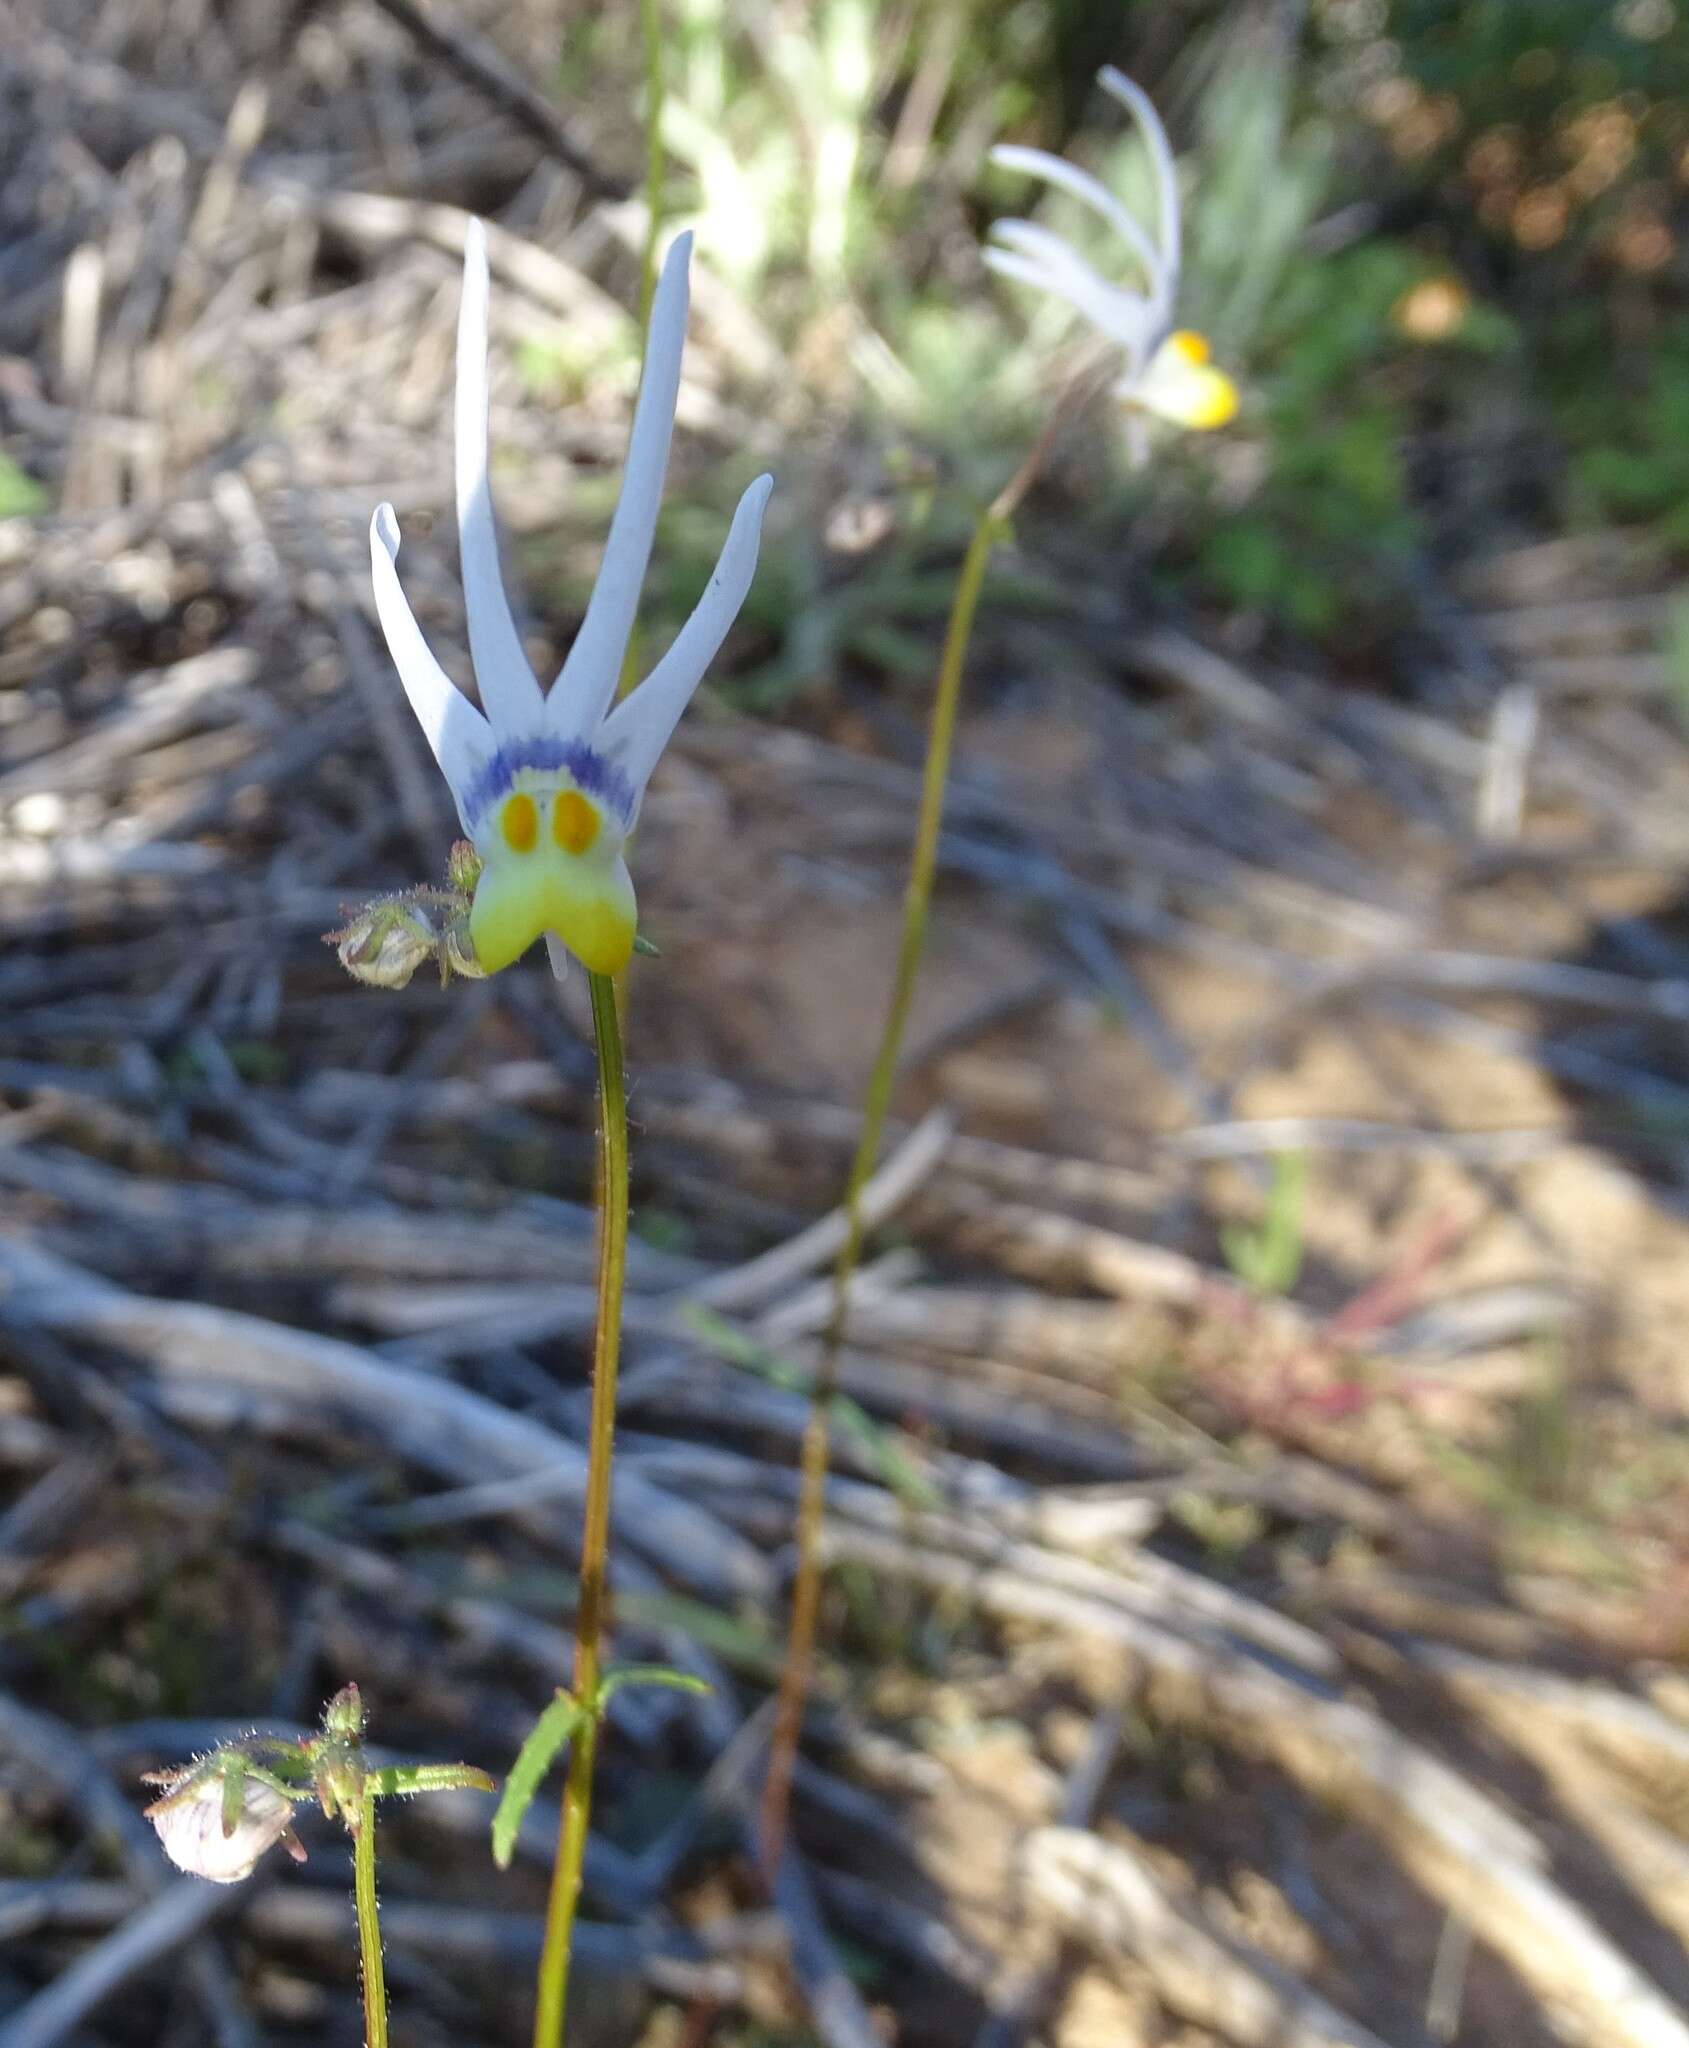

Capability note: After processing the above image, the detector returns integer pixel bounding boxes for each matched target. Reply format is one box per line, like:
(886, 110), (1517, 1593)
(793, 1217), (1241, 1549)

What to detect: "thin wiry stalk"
(354, 1787), (388, 2048)
(758, 506), (1001, 1869)
(758, 410), (1076, 1875)
(532, 971), (629, 2048)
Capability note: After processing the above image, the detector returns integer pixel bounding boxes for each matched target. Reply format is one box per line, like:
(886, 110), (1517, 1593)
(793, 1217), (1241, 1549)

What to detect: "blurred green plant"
(1190, 237), (1517, 636)
(1335, 0), (1689, 555)
(1555, 322), (1689, 544)
(0, 454), (46, 519)
(684, 1303), (941, 1509)
(536, 0), (1681, 678)
(628, 466), (1060, 712)
(1386, 0), (1689, 276)
(1219, 1149), (1308, 1297)
(1169, 1489), (1269, 1568)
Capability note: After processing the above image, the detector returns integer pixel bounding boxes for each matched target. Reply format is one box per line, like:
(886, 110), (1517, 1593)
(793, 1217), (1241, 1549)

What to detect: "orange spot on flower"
(501, 792), (538, 853)
(552, 789), (600, 855)
(1167, 330), (1211, 365)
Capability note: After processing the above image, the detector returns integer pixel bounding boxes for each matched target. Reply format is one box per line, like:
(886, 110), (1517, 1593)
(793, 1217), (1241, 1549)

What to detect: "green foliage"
(490, 1665), (705, 1867)
(491, 1691), (584, 1868)
(1390, 0), (1689, 265)
(1556, 324), (1689, 543)
(598, 1662), (712, 1706)
(1375, 0), (1689, 555)
(525, 0), (1687, 683)
(1184, 49), (1337, 356)
(1219, 1150), (1307, 1298)
(1188, 242), (1465, 636)
(0, 454), (45, 518)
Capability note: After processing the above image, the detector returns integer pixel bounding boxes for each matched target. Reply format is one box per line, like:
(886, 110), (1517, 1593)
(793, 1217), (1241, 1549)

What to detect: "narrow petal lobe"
(1099, 66), (1181, 278)
(990, 142), (1167, 309)
(456, 220), (545, 737)
(595, 472), (772, 808)
(369, 504), (491, 830)
(548, 232), (693, 741)
(986, 221), (1156, 360)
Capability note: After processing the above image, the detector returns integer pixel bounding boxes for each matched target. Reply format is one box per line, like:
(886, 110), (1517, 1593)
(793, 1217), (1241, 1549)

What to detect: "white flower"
(986, 66), (1238, 431)
(143, 1761), (305, 1884)
(371, 222), (773, 976)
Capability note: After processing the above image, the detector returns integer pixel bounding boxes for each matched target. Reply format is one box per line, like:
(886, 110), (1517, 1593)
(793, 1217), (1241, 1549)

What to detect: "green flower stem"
(758, 500), (1008, 1870)
(756, 407), (1076, 1874)
(354, 1786), (388, 2048)
(533, 969), (629, 2048)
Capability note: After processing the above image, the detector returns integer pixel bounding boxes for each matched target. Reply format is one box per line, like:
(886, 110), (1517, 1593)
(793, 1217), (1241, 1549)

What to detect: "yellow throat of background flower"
(1133, 329), (1239, 430)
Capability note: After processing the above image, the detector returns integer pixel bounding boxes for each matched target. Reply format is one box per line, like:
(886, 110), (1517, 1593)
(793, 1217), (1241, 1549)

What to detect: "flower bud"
(321, 1682), (365, 1741)
(327, 881), (490, 989)
(445, 839), (483, 893)
(143, 1760), (305, 1884)
(327, 899), (440, 989)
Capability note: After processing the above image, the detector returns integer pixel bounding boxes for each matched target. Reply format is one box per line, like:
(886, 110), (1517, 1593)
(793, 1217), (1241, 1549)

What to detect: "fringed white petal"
(1099, 67), (1181, 286)
(547, 231), (693, 741)
(989, 141), (1167, 311)
(370, 504), (490, 831)
(595, 472), (772, 807)
(456, 220), (544, 738)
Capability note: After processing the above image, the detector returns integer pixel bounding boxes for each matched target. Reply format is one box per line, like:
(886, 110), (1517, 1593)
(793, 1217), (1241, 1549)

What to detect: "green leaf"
(597, 1663), (713, 1706)
(490, 1693), (583, 1869)
(830, 1391), (942, 1510)
(370, 1762), (497, 1799)
(1219, 1150), (1307, 1296)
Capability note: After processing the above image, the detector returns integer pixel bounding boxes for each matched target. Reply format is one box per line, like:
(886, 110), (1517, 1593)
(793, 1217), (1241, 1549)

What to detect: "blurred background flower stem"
(759, 451), (1062, 1866)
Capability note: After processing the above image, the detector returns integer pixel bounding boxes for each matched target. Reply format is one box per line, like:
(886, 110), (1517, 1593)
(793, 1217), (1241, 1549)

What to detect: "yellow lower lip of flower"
(1133, 332), (1239, 431)
(469, 847), (637, 976)
(1163, 366), (1239, 429)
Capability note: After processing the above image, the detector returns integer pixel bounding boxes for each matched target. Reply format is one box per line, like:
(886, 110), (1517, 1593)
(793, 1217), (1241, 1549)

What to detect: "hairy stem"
(354, 1787), (388, 2048)
(533, 970), (629, 2048)
(759, 497), (1011, 1872)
